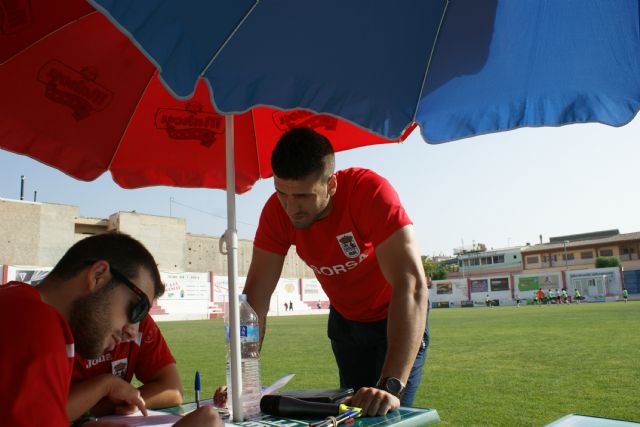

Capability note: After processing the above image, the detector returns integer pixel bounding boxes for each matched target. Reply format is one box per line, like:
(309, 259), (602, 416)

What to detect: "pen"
(195, 371), (201, 409)
(309, 409), (360, 427)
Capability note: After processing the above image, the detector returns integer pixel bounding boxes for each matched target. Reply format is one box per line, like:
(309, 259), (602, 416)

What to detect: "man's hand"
(105, 377), (147, 416)
(347, 387), (400, 416)
(174, 406), (223, 427)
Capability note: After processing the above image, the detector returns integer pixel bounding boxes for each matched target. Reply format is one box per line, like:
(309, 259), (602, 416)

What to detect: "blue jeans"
(327, 307), (429, 406)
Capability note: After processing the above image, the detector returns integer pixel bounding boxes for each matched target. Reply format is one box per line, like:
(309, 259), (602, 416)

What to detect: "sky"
(1, 115), (638, 257)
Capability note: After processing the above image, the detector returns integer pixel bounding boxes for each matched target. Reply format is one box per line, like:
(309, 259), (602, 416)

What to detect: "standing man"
(622, 288), (629, 303)
(0, 233), (220, 427)
(243, 127), (429, 416)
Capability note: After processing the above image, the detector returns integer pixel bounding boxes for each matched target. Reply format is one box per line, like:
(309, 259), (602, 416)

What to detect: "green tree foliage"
(595, 256), (620, 268)
(422, 256), (448, 280)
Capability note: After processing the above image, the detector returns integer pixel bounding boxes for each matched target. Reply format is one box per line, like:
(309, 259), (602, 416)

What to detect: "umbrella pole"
(224, 115), (244, 422)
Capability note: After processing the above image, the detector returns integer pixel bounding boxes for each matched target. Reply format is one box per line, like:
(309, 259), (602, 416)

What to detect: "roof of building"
(522, 231), (640, 253)
(549, 229), (619, 243)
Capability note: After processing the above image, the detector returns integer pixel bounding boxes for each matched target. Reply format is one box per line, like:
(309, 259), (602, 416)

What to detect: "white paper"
(100, 409), (181, 426)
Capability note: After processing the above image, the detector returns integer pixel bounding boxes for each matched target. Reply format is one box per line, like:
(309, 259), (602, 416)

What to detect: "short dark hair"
(271, 127), (335, 180)
(48, 232), (164, 298)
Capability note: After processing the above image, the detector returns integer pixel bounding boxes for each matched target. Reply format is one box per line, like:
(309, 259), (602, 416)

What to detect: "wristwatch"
(376, 376), (406, 398)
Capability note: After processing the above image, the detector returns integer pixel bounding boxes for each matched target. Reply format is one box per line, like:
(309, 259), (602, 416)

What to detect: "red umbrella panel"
(0, 4), (411, 420)
(0, 3), (410, 194)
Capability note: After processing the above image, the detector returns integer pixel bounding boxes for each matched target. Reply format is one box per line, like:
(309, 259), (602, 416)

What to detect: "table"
(171, 401), (440, 427)
(545, 414), (640, 427)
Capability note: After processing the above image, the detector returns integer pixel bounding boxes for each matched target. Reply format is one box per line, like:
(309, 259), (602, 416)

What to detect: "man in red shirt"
(69, 314), (182, 419)
(0, 233), (221, 427)
(244, 127), (429, 416)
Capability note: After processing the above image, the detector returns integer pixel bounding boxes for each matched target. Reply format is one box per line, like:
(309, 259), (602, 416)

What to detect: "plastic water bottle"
(225, 294), (262, 418)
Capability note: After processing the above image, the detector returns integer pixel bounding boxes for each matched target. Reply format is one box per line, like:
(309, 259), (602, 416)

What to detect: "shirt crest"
(336, 232), (360, 258)
(112, 358), (128, 378)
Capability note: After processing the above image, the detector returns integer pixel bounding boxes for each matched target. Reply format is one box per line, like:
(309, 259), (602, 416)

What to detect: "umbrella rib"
(412, 0), (450, 124)
(107, 72), (156, 171)
(198, 1), (261, 79)
(1, 11), (98, 66)
(250, 111), (262, 180)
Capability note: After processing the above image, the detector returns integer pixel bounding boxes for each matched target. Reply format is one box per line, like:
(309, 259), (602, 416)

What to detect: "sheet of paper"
(100, 409), (181, 426)
(262, 373), (295, 396)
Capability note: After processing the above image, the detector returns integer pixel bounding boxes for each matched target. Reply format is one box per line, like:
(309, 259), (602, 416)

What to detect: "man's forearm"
(137, 364), (183, 409)
(138, 381), (183, 409)
(381, 279), (428, 383)
(258, 312), (268, 350)
(67, 375), (115, 420)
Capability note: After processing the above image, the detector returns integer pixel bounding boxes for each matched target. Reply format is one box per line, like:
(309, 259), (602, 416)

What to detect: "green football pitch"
(155, 301), (640, 426)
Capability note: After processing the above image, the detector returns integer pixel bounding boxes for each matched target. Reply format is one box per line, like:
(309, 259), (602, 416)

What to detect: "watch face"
(385, 377), (403, 394)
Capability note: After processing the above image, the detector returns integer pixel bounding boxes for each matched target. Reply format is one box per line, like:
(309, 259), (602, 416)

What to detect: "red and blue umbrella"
(3, 0), (639, 421)
(91, 0), (640, 142)
(0, 2), (409, 421)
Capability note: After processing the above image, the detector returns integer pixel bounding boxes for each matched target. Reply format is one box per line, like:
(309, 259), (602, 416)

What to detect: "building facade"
(0, 197), (314, 278)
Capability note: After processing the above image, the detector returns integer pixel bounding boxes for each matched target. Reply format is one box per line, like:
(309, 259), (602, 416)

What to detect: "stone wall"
(0, 198), (314, 278)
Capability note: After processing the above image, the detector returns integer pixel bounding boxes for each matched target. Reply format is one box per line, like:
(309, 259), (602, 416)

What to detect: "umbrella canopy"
(0, 2), (408, 421)
(91, 0), (640, 142)
(0, 4), (404, 193)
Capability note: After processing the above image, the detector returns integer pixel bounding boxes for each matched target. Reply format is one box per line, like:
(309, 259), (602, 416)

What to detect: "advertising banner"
(517, 274), (560, 291)
(301, 278), (328, 302)
(6, 266), (52, 285)
(436, 281), (453, 295)
(212, 275), (247, 303)
(490, 277), (510, 292)
(470, 279), (488, 293)
(517, 276), (539, 291)
(159, 272), (211, 300)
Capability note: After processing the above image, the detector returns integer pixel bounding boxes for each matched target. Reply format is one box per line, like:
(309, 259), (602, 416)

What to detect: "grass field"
(156, 302), (640, 426)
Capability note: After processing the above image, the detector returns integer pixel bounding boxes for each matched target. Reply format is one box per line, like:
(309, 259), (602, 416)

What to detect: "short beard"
(292, 199), (332, 229)
(69, 279), (118, 359)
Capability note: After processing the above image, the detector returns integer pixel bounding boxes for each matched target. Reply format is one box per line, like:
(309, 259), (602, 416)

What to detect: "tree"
(595, 256), (620, 268)
(422, 256), (448, 280)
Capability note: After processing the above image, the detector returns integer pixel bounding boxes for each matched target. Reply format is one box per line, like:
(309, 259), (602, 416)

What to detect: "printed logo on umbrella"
(155, 102), (223, 147)
(37, 60), (113, 120)
(0, 0), (32, 34)
(272, 110), (338, 132)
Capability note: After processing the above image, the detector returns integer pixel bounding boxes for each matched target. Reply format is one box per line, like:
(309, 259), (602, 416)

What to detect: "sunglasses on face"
(109, 266), (151, 324)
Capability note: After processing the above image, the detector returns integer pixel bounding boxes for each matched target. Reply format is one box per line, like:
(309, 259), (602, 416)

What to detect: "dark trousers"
(327, 307), (429, 406)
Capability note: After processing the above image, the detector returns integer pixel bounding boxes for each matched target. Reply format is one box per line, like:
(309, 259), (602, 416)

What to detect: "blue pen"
(195, 371), (201, 408)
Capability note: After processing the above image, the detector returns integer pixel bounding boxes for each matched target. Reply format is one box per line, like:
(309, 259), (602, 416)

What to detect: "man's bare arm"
(377, 225), (428, 382)
(135, 363), (183, 409)
(67, 374), (147, 420)
(350, 225), (428, 415)
(243, 246), (285, 348)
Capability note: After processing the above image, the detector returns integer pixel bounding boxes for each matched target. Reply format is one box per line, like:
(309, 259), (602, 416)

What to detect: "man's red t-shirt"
(72, 315), (175, 384)
(254, 168), (412, 322)
(0, 282), (74, 427)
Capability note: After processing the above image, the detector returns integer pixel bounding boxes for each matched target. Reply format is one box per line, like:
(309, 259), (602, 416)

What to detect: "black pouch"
(278, 388), (354, 403)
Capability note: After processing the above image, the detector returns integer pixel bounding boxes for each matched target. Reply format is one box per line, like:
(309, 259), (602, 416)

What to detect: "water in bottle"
(225, 294), (262, 418)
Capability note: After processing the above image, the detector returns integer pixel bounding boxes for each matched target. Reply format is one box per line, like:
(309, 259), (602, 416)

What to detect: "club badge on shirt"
(112, 358), (128, 378)
(337, 232), (360, 258)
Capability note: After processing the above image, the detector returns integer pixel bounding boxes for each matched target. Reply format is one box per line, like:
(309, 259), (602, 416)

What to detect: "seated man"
(68, 314), (182, 420)
(0, 232), (220, 427)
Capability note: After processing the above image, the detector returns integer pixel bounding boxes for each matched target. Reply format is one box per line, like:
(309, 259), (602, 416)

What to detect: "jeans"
(327, 306), (429, 406)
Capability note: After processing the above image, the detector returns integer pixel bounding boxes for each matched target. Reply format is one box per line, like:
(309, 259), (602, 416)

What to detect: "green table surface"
(545, 414), (640, 427)
(170, 400), (440, 427)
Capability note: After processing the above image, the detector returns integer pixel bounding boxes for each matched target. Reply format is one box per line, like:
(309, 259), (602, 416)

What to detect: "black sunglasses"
(109, 266), (151, 324)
